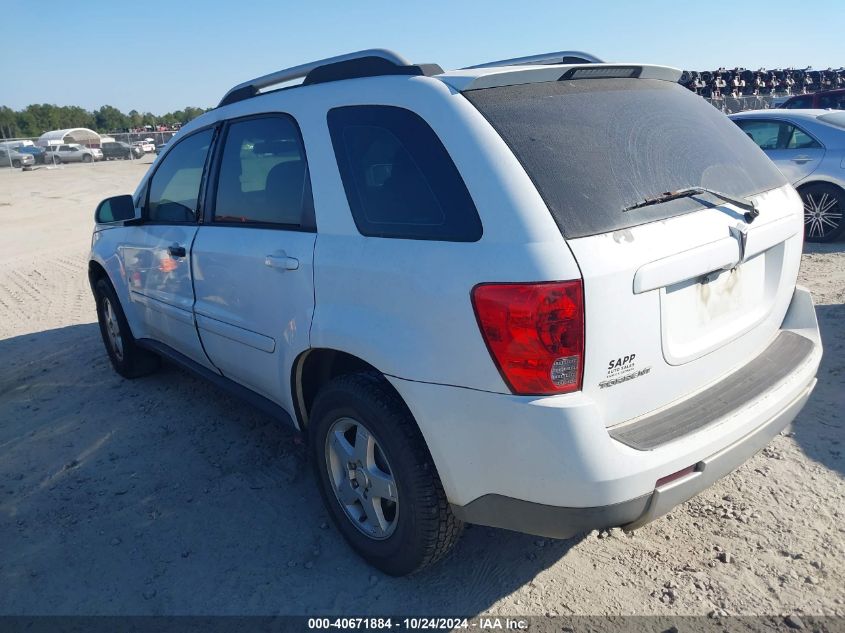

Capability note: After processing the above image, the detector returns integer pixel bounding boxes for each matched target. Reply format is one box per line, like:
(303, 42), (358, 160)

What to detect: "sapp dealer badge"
(599, 353), (651, 389)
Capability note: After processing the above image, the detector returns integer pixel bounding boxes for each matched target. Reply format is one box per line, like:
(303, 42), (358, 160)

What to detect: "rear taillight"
(471, 280), (584, 396)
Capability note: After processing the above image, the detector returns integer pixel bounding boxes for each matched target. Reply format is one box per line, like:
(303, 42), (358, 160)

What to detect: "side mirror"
(95, 195), (136, 224)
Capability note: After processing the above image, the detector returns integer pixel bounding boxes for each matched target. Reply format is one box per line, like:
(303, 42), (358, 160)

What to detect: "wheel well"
(293, 349), (397, 429)
(796, 181), (845, 195)
(88, 260), (108, 290)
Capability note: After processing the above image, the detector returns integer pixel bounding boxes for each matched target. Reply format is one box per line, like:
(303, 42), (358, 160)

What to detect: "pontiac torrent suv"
(89, 49), (822, 575)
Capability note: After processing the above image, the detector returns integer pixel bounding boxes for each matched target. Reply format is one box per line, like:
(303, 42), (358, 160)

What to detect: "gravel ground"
(0, 160), (842, 617)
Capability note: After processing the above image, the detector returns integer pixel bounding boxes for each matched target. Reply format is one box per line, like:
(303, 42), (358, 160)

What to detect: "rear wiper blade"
(624, 187), (759, 223)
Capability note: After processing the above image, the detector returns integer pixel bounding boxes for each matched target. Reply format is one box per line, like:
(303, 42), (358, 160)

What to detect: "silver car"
(0, 147), (35, 168)
(43, 143), (103, 164)
(730, 109), (845, 242)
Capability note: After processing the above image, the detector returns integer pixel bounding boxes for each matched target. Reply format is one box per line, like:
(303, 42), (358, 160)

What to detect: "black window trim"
(141, 123), (220, 226)
(326, 104), (483, 243)
(735, 117), (825, 150)
(202, 112), (316, 233)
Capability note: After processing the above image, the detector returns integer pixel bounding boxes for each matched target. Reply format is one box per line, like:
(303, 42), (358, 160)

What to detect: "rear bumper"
(451, 377), (814, 538)
(388, 286), (821, 538)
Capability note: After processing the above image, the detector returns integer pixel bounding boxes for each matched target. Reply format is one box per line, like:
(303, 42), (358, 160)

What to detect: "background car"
(730, 109), (845, 242)
(132, 140), (155, 153)
(0, 147), (35, 168)
(101, 141), (143, 160)
(43, 144), (102, 164)
(779, 88), (845, 110)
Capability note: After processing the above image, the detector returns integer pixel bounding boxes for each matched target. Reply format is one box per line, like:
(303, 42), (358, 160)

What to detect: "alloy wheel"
(804, 191), (843, 240)
(102, 297), (124, 362)
(325, 417), (399, 540)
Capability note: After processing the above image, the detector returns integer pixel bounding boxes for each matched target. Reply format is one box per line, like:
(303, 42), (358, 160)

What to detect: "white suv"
(88, 49), (822, 576)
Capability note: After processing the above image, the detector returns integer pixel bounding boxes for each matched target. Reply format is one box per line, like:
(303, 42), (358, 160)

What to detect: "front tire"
(83, 154), (93, 163)
(309, 373), (463, 576)
(12, 159), (20, 168)
(94, 277), (160, 378)
(800, 183), (845, 242)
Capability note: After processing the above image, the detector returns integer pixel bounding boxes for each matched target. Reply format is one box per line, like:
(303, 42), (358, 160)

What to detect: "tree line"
(0, 104), (211, 140)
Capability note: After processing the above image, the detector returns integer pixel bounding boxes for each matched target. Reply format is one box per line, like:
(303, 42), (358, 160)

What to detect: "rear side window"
(818, 94), (845, 110)
(213, 115), (312, 227)
(146, 128), (213, 223)
(783, 95), (814, 109)
(327, 105), (482, 241)
(464, 79), (787, 238)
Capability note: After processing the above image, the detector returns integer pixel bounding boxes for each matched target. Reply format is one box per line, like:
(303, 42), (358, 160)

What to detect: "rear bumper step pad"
(608, 331), (814, 451)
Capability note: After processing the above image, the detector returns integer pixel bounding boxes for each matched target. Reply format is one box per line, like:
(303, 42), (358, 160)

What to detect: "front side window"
(146, 128), (213, 223)
(213, 115), (311, 226)
(328, 105), (481, 241)
(735, 120), (783, 149)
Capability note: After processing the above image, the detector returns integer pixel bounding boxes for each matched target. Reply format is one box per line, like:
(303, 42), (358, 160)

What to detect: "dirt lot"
(0, 160), (843, 617)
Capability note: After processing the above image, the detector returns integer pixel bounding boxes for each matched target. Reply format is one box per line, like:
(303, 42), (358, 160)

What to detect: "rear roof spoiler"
(439, 63), (683, 92)
(463, 50), (603, 69)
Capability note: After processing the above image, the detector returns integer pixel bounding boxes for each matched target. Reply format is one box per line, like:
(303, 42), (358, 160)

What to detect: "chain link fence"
(702, 94), (789, 114)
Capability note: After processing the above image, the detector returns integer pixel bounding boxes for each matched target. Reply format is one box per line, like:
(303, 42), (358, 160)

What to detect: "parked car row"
(0, 139), (157, 167)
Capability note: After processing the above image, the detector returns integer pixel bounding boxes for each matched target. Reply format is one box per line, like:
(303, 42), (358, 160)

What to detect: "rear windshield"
(819, 111), (845, 130)
(464, 78), (787, 238)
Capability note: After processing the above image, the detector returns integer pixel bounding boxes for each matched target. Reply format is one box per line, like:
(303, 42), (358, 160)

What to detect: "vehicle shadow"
(789, 303), (845, 478)
(0, 322), (580, 616)
(803, 240), (845, 254)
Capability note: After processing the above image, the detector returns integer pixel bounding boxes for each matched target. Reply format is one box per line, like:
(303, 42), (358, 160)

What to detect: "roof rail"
(219, 49), (415, 107)
(463, 51), (603, 70)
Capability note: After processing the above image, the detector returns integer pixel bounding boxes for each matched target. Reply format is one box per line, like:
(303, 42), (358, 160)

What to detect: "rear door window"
(464, 79), (786, 238)
(786, 125), (821, 149)
(327, 105), (482, 241)
(213, 115), (312, 227)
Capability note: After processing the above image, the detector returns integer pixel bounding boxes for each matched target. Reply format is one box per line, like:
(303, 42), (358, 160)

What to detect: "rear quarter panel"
(288, 76), (583, 391)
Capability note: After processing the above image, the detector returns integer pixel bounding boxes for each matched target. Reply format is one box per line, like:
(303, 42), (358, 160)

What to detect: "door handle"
(168, 244), (186, 258)
(791, 155), (812, 163)
(264, 253), (299, 271)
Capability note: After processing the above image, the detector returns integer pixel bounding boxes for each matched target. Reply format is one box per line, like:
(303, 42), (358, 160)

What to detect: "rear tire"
(94, 277), (160, 379)
(309, 373), (463, 576)
(800, 183), (845, 243)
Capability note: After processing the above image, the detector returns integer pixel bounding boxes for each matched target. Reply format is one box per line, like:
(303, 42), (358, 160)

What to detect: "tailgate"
(567, 185), (803, 426)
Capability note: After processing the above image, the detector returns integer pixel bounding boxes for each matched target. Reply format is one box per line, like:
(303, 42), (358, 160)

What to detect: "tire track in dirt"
(0, 249), (93, 339)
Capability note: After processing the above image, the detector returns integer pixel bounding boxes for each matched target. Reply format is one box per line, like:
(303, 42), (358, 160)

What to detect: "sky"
(3, 0), (844, 113)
